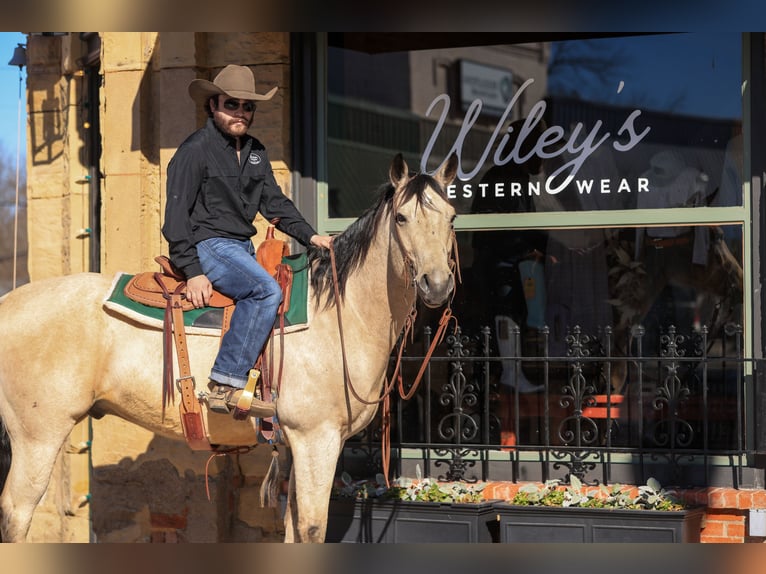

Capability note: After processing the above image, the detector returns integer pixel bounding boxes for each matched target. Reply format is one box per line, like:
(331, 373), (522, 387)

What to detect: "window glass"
(446, 224), (742, 449)
(328, 34), (747, 457)
(327, 34), (743, 217)
(459, 224), (743, 355)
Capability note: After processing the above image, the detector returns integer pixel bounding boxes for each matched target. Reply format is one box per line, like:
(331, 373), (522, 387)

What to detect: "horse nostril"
(418, 273), (455, 297)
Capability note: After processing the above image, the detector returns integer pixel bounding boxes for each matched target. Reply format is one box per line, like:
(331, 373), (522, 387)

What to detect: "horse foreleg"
(288, 430), (342, 543)
(0, 426), (72, 542)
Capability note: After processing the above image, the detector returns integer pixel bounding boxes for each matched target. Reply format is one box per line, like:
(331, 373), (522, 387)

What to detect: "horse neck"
(342, 218), (415, 338)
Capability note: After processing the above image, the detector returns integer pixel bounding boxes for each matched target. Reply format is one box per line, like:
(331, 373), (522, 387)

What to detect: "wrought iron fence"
(337, 320), (757, 489)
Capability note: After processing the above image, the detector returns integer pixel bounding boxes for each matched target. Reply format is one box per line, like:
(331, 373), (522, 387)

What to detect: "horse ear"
(434, 153), (459, 188)
(389, 153), (409, 188)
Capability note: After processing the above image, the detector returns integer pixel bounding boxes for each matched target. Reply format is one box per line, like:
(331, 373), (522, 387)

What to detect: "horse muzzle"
(416, 270), (454, 308)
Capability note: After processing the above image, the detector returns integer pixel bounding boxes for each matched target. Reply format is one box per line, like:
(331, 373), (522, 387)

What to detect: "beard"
(212, 111), (252, 139)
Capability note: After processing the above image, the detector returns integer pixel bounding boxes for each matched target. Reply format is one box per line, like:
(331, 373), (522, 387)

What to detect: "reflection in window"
(328, 33), (743, 216)
(462, 224), (743, 353)
(452, 224), (744, 450)
(393, 225), (744, 452)
(328, 33), (748, 462)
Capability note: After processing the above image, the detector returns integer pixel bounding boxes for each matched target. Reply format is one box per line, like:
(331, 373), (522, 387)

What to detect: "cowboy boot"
(495, 315), (544, 393)
(207, 382), (276, 418)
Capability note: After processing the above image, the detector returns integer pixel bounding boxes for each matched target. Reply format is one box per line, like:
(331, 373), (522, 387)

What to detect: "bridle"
(328, 207), (460, 484)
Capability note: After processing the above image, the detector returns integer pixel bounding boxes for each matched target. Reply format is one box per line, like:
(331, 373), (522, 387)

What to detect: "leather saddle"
(123, 224), (293, 316)
(124, 256), (234, 311)
(120, 224), (295, 451)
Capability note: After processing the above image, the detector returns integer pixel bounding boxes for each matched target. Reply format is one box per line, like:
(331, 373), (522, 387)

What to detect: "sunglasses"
(221, 98), (256, 113)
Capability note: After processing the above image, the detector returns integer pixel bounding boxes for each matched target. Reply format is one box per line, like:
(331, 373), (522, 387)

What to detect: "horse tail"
(0, 417), (9, 492)
(0, 294), (11, 501)
(0, 415), (10, 542)
(0, 293), (12, 538)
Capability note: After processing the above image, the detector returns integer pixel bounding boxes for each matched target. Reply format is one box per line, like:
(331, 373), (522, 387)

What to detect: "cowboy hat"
(188, 64), (278, 105)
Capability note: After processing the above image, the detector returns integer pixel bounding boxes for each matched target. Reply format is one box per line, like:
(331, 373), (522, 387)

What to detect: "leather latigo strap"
(158, 274), (181, 416)
(157, 274), (211, 451)
(274, 263), (292, 315)
(171, 297), (211, 450)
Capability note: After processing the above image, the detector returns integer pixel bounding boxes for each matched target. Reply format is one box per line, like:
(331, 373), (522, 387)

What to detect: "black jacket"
(162, 118), (317, 278)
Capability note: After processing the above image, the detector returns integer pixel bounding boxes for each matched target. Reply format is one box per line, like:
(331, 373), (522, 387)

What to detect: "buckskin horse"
(0, 153), (459, 543)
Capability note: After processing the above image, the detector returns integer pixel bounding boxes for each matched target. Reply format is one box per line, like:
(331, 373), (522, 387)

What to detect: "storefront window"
(319, 32), (758, 473)
(327, 33), (746, 351)
(324, 32), (746, 399)
(461, 224), (743, 356)
(327, 33), (743, 218)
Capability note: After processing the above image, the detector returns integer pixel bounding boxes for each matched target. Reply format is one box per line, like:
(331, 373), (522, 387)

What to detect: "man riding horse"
(162, 65), (333, 417)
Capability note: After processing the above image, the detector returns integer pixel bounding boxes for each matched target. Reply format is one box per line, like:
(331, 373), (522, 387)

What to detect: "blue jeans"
(196, 237), (282, 388)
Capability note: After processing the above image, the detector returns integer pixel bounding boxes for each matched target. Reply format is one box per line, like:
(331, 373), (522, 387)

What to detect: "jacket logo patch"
(248, 152), (262, 165)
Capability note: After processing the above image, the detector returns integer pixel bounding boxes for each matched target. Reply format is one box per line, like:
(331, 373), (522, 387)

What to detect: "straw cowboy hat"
(188, 64), (278, 105)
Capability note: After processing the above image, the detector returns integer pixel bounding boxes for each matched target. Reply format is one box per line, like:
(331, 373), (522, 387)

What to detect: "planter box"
(493, 504), (705, 543)
(326, 498), (499, 543)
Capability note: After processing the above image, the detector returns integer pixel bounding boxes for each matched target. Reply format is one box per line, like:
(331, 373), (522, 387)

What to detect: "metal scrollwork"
(434, 447), (480, 482)
(651, 325), (693, 448)
(437, 327), (480, 444)
(558, 326), (600, 447)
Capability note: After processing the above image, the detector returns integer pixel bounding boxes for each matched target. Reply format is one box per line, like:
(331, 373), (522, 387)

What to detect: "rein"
(328, 242), (456, 406)
(328, 229), (459, 485)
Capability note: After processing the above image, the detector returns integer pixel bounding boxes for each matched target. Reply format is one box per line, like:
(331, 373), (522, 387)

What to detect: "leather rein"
(328, 227), (460, 484)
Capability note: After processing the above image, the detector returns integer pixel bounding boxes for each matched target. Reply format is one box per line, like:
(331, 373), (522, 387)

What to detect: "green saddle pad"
(106, 252), (309, 331)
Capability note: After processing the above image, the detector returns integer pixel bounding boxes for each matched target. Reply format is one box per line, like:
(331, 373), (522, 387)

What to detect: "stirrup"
(232, 368), (261, 420)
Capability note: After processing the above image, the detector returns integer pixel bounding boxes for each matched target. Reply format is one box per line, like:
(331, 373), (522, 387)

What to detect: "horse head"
(388, 153), (458, 308)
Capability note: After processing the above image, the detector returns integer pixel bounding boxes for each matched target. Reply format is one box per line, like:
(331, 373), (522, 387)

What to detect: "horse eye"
(395, 213), (407, 225)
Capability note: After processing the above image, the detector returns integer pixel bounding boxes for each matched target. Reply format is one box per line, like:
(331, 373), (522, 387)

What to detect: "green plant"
(388, 463), (486, 503)
(388, 476), (486, 503)
(510, 476), (686, 511)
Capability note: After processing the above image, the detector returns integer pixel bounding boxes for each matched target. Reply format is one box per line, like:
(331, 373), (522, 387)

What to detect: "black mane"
(307, 171), (449, 308)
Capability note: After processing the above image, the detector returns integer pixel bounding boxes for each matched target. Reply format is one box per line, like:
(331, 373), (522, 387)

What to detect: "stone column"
(23, 33), (93, 542)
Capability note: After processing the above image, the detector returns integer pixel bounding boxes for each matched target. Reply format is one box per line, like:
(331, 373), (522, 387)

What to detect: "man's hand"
(186, 274), (213, 308)
(310, 234), (334, 250)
